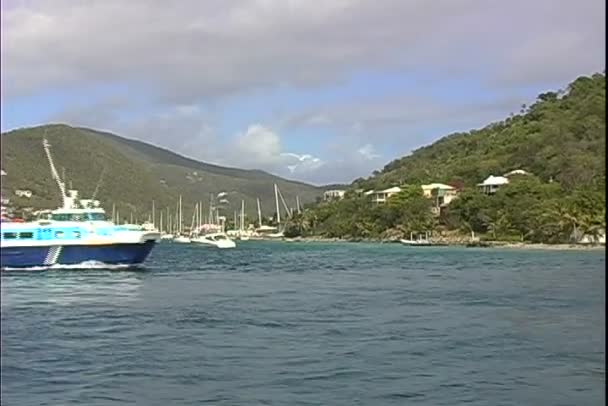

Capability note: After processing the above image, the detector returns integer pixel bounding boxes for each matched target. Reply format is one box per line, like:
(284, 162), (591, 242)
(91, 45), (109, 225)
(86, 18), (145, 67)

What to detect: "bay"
(1, 242), (605, 405)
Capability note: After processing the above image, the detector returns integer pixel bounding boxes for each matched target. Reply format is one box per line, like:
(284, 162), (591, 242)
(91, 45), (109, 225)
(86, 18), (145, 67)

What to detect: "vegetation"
(286, 72), (606, 244)
(0, 125), (323, 222)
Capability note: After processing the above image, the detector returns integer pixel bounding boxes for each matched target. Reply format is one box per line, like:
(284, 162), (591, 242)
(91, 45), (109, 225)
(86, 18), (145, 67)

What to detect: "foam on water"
(1, 261), (141, 272)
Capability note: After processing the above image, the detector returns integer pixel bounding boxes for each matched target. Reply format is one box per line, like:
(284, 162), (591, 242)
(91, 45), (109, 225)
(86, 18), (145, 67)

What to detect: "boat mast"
(276, 184), (292, 218)
(152, 200), (155, 229)
(240, 200), (245, 231)
(179, 195), (183, 235)
(42, 138), (69, 208)
(274, 184), (280, 226)
(189, 203), (196, 236)
(257, 198), (262, 227)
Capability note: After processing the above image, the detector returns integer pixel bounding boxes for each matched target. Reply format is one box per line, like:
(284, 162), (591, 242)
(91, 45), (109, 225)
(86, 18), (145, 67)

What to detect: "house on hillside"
(368, 186), (402, 204)
(323, 189), (346, 201)
(421, 183), (459, 214)
(477, 169), (531, 195)
(477, 175), (509, 195)
(15, 189), (33, 198)
(503, 169), (530, 177)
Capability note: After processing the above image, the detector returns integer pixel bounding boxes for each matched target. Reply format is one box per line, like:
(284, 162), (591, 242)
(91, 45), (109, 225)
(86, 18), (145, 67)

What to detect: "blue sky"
(2, 0), (605, 185)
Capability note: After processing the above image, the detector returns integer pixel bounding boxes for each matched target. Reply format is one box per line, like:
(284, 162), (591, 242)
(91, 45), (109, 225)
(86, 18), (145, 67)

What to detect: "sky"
(1, 0), (605, 185)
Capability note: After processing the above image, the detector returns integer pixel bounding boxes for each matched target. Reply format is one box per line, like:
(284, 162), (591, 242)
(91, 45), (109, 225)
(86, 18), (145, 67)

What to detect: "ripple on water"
(1, 242), (605, 406)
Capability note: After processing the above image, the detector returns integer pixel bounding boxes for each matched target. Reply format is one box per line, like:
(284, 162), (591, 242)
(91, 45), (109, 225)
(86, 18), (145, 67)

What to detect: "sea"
(1, 241), (605, 405)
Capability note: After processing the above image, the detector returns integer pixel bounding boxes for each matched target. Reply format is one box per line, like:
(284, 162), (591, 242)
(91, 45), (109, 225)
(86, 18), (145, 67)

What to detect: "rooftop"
(421, 183), (455, 190)
(478, 175), (510, 186)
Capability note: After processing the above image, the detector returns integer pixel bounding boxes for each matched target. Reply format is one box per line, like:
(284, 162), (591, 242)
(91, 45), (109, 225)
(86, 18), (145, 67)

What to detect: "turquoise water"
(1, 241), (605, 405)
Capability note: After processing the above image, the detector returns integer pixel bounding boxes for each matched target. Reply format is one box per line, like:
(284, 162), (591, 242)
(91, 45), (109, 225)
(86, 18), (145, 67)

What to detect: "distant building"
(15, 189), (33, 198)
(421, 183), (459, 208)
(503, 169), (530, 177)
(368, 186), (402, 204)
(323, 189), (346, 201)
(477, 175), (509, 194)
(1, 169), (6, 176)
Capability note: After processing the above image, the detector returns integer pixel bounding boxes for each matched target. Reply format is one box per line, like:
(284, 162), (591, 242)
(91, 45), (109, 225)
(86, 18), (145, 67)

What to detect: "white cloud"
(232, 124), (324, 176)
(234, 124), (283, 167)
(2, 0), (604, 101)
(6, 0), (605, 185)
(358, 144), (380, 160)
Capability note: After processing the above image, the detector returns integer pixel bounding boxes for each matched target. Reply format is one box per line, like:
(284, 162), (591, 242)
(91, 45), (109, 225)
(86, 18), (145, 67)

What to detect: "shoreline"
(279, 236), (606, 251)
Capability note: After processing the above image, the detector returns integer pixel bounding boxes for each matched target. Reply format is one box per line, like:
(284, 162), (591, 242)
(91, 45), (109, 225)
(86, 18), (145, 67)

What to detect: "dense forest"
(284, 73), (606, 243)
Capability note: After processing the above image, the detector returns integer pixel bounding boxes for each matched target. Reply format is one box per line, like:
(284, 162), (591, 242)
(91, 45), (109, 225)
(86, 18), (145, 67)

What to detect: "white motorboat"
(190, 232), (236, 248)
(173, 235), (191, 243)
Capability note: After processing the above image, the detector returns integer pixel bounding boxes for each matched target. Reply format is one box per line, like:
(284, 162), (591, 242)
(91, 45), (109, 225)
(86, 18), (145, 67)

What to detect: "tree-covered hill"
(354, 72), (606, 191)
(0, 124), (323, 222)
(289, 72), (606, 243)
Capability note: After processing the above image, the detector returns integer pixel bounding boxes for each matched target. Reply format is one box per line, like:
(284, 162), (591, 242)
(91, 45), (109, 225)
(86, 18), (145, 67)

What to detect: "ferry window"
(51, 214), (70, 221)
(18, 232), (34, 239)
(89, 213), (106, 221)
(73, 231), (81, 239)
(55, 231), (65, 238)
(3, 232), (17, 239)
(71, 214), (83, 221)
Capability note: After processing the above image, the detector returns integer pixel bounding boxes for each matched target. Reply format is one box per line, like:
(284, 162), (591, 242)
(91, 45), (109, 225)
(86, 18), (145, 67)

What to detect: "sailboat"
(238, 200), (250, 241)
(173, 195), (191, 243)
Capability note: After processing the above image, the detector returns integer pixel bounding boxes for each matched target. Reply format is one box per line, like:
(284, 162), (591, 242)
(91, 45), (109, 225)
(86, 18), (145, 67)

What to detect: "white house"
(323, 189), (346, 201)
(477, 175), (509, 195)
(15, 189), (33, 198)
(421, 183), (459, 206)
(369, 186), (402, 204)
(1, 169), (6, 176)
(503, 169), (529, 177)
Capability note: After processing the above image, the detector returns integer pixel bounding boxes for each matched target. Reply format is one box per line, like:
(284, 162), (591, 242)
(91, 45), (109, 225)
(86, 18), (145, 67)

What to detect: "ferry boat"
(0, 139), (160, 270)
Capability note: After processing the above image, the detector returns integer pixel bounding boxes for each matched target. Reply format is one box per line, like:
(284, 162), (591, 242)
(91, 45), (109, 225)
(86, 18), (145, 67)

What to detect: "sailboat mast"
(160, 210), (163, 233)
(240, 200), (244, 231)
(257, 198), (262, 226)
(276, 184), (291, 218)
(179, 195), (183, 234)
(274, 184), (280, 225)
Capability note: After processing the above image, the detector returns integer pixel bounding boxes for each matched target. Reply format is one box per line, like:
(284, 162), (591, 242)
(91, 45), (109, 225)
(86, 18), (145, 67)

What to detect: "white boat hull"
(190, 234), (236, 249)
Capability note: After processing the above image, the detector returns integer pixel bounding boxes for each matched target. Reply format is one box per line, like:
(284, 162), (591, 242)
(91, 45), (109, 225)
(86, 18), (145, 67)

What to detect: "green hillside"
(354, 72), (606, 191)
(0, 124), (323, 223)
(289, 72), (606, 243)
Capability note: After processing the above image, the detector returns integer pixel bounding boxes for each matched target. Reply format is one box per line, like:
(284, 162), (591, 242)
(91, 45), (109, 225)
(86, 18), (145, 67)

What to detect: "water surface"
(1, 242), (605, 405)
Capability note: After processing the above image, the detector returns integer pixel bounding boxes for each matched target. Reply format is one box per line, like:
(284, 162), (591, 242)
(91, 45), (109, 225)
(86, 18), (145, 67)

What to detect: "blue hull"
(0, 241), (156, 269)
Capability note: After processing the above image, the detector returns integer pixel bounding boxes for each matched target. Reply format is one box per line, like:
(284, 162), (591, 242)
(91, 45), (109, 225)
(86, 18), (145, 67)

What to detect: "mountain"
(295, 72), (606, 243)
(353, 72), (606, 191)
(0, 124), (323, 223)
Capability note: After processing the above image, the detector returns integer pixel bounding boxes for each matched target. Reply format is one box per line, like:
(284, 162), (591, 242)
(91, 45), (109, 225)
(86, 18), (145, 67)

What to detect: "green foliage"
(1, 124), (323, 221)
(353, 73), (605, 192)
(307, 72), (606, 243)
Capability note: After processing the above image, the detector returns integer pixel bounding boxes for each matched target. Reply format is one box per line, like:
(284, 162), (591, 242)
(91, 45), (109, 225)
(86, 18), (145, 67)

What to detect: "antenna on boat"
(90, 166), (106, 202)
(42, 135), (69, 209)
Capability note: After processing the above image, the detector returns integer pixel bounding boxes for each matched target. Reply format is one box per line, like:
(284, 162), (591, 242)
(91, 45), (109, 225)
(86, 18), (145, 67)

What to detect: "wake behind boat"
(0, 138), (160, 270)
